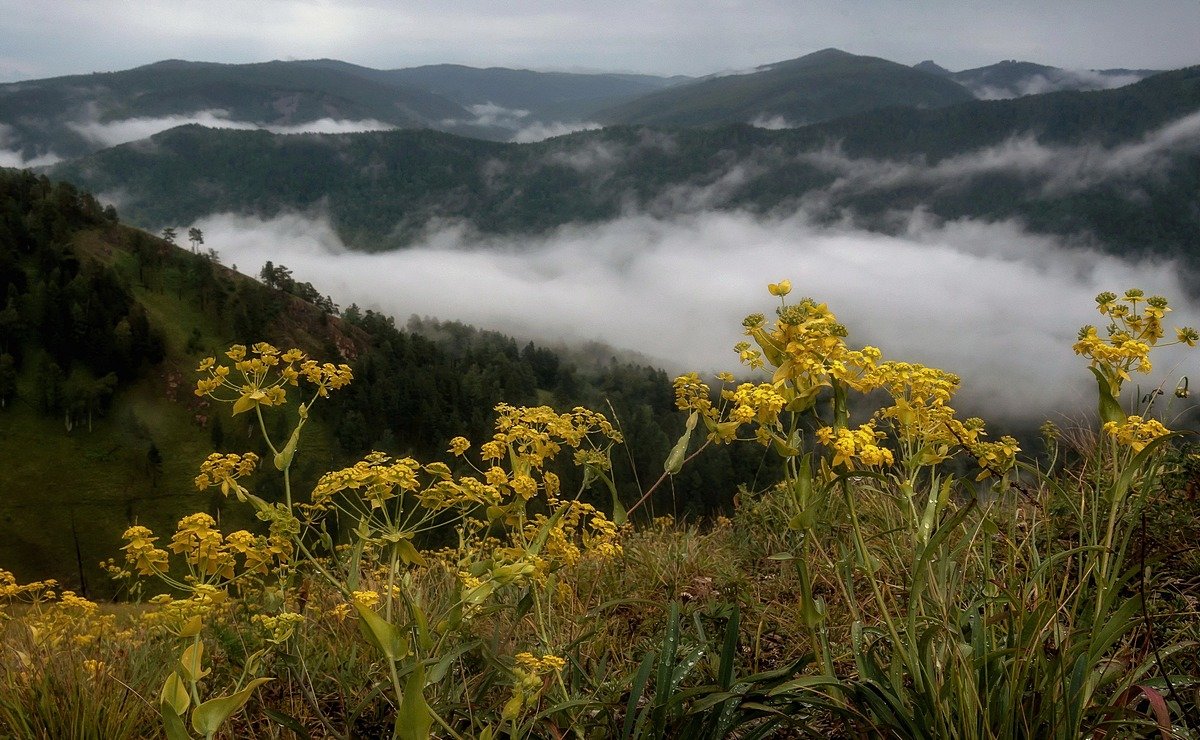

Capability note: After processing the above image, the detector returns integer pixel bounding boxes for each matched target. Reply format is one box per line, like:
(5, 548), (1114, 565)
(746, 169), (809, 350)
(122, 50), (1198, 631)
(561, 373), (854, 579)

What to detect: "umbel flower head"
(195, 343), (352, 416)
(1074, 289), (1197, 396)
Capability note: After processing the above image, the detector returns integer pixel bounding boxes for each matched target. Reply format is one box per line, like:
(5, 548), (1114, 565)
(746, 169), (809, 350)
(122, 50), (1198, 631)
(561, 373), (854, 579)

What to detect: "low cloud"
(511, 120), (601, 143)
(442, 102), (600, 143)
(801, 109), (1200, 196)
(0, 123), (62, 167)
(0, 148), (62, 168)
(187, 208), (1200, 427)
(968, 69), (1153, 100)
(68, 109), (393, 148)
(749, 114), (800, 130)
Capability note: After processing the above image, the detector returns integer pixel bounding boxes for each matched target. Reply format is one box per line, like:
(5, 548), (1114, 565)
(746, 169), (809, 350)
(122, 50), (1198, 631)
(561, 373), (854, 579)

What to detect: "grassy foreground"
(2, 283), (1199, 739)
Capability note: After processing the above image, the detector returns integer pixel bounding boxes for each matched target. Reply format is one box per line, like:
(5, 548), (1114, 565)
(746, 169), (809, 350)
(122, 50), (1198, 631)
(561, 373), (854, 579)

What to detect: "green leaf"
(273, 418), (304, 470)
(160, 702), (191, 740)
(395, 663), (433, 740)
(1090, 367), (1126, 425)
(190, 677), (273, 736)
(527, 504), (568, 557)
(230, 393), (258, 416)
(771, 433), (799, 457)
(177, 616), (203, 638)
(717, 604), (740, 690)
(394, 538), (428, 567)
(159, 671), (191, 717)
(354, 602), (410, 662)
(262, 708), (312, 739)
(178, 642), (208, 683)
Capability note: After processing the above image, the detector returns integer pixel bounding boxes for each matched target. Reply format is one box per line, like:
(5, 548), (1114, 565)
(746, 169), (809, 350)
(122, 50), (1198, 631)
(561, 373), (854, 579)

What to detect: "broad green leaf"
(354, 602), (410, 662)
(190, 677), (273, 736)
(230, 393), (258, 416)
(1090, 367), (1126, 425)
(593, 468), (626, 526)
(394, 538), (428, 567)
(178, 642), (208, 683)
(177, 615), (203, 638)
(159, 671), (191, 717)
(160, 702), (191, 740)
(527, 504), (568, 557)
(395, 663), (432, 740)
(273, 419), (304, 470)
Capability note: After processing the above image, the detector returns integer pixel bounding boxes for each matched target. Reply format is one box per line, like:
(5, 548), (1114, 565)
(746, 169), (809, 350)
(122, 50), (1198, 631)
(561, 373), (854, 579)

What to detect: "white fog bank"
(190, 209), (1200, 426)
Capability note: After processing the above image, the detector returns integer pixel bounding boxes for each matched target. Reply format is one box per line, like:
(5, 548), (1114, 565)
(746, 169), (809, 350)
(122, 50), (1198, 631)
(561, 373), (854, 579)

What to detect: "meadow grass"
(1, 284), (1198, 739)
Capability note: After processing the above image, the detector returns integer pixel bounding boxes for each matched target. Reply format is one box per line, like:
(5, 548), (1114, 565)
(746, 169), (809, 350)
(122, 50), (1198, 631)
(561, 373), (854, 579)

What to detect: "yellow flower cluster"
(749, 297), (881, 406)
(514, 651), (567, 674)
(1102, 415), (1171, 452)
(123, 515), (291, 584)
(723, 382), (787, 425)
(1074, 290), (1197, 395)
(195, 342), (352, 415)
(24, 591), (117, 649)
(866, 361), (964, 451)
(816, 423), (894, 469)
(504, 652), (567, 720)
(0, 569), (56, 604)
(251, 611), (304, 643)
(673, 372), (716, 418)
(194, 452), (259, 498)
(484, 403), (623, 470)
(967, 435), (1021, 480)
(121, 525), (169, 576)
(352, 589), (381, 608)
(311, 452), (421, 509)
(520, 501), (623, 574)
(170, 513), (235, 578)
(141, 586), (229, 632)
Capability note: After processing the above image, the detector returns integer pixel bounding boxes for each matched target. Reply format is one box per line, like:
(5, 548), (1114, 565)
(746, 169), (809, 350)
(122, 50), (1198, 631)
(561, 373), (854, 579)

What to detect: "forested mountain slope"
(53, 66), (1200, 261)
(0, 168), (756, 592)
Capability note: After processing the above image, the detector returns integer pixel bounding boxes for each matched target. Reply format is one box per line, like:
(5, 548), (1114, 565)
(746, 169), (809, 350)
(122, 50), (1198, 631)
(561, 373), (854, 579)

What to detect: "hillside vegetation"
(0, 267), (1197, 737)
(0, 169), (755, 592)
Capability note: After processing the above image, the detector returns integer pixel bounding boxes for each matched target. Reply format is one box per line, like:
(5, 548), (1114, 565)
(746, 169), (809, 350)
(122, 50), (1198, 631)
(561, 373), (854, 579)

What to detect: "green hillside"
(0, 168), (761, 593)
(595, 48), (975, 127)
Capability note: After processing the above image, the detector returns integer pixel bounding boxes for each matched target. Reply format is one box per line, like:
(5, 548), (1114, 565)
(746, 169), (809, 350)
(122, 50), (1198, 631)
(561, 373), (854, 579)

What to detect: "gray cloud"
(0, 123), (62, 167)
(800, 109), (1200, 196)
(185, 208), (1200, 427)
(441, 102), (600, 143)
(968, 69), (1153, 100)
(750, 114), (801, 130)
(68, 110), (394, 148)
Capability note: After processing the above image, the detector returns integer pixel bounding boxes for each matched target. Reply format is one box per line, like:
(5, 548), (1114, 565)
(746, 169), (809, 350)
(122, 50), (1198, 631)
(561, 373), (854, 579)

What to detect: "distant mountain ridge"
(914, 58), (1160, 99)
(0, 58), (471, 159)
(0, 49), (1182, 165)
(596, 48), (976, 127)
(50, 66), (1200, 264)
(380, 64), (689, 124)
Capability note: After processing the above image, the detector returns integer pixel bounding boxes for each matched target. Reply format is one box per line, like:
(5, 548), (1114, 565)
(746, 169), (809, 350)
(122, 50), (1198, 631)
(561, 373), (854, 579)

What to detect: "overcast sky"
(2, 0), (1198, 82)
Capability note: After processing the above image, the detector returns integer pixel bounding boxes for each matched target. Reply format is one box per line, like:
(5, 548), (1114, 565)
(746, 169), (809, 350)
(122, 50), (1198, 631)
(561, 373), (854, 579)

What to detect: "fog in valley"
(188, 205), (1199, 428)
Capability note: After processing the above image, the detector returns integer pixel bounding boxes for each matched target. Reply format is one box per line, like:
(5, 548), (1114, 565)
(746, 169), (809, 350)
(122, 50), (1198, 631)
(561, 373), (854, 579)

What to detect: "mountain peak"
(913, 60), (952, 76)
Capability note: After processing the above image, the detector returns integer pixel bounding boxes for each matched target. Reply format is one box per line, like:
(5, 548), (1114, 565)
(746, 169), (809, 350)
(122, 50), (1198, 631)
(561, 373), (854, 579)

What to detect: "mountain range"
(0, 48), (1169, 163)
(48, 64), (1200, 264)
